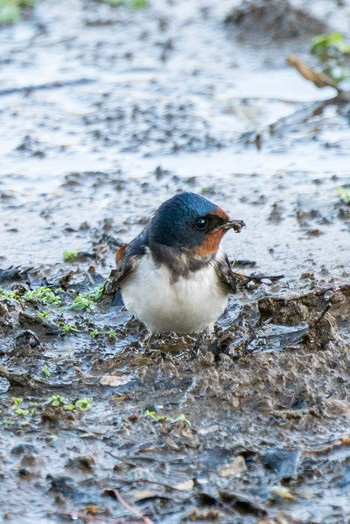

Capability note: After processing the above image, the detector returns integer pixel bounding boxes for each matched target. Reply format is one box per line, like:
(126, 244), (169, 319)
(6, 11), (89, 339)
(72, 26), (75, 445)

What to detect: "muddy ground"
(1, 0), (350, 522)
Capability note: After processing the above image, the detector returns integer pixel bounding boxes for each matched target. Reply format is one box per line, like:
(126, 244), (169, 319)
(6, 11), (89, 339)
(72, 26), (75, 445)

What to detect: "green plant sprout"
(61, 285), (104, 312)
(58, 322), (81, 333)
(311, 33), (350, 86)
(144, 410), (191, 425)
(0, 0), (39, 25)
(312, 33), (350, 57)
(41, 366), (51, 377)
(83, 285), (104, 301)
(75, 398), (92, 411)
(11, 398), (31, 416)
(63, 250), (80, 262)
(38, 311), (51, 319)
(0, 288), (20, 301)
(336, 186), (350, 205)
(24, 288), (62, 306)
(46, 395), (92, 412)
(90, 330), (116, 339)
(104, 0), (149, 9)
(62, 295), (95, 312)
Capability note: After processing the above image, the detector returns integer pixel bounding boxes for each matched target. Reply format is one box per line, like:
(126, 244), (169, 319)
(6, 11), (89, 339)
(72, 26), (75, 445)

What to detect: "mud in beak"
(218, 219), (245, 233)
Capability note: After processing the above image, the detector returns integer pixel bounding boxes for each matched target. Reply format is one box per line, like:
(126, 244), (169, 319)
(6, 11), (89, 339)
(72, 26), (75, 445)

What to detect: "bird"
(110, 192), (245, 334)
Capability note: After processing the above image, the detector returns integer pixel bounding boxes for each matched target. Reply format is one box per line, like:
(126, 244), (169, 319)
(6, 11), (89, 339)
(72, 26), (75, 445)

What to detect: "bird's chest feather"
(121, 252), (228, 333)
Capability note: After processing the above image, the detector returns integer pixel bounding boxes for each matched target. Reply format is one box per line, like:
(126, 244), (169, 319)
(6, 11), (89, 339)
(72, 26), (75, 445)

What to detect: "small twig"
(287, 55), (341, 93)
(314, 303), (332, 326)
(112, 488), (154, 524)
(232, 271), (284, 287)
(234, 259), (257, 268)
(247, 273), (285, 284)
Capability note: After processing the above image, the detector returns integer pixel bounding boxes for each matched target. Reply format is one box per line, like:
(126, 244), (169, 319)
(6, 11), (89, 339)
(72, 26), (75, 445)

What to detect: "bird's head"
(147, 192), (245, 255)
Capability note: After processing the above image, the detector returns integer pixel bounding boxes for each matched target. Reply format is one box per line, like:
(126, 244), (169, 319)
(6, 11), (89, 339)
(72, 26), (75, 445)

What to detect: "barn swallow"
(112, 192), (245, 334)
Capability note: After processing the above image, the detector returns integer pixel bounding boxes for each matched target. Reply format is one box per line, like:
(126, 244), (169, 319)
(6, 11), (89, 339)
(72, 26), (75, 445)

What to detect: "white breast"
(120, 251), (228, 334)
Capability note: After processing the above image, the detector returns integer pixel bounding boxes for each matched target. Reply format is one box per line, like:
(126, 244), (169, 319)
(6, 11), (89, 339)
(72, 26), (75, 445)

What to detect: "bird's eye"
(194, 217), (208, 231)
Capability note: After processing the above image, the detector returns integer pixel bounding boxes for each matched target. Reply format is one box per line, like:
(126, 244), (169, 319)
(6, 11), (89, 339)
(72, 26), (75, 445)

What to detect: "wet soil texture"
(1, 0), (350, 523)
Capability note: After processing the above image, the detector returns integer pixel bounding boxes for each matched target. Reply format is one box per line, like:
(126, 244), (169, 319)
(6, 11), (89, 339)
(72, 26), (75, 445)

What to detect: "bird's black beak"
(218, 219), (245, 233)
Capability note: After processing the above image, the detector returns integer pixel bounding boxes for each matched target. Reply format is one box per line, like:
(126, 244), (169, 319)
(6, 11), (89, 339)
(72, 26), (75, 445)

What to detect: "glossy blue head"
(147, 192), (235, 254)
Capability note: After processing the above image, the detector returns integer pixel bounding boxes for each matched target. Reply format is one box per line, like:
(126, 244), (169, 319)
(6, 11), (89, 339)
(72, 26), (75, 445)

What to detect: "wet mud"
(1, 0), (350, 522)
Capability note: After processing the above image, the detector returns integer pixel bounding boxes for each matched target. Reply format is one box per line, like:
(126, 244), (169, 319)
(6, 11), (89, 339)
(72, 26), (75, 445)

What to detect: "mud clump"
(65, 455), (95, 472)
(41, 404), (79, 425)
(225, 0), (328, 41)
(258, 284), (350, 350)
